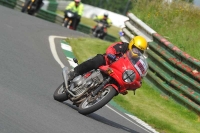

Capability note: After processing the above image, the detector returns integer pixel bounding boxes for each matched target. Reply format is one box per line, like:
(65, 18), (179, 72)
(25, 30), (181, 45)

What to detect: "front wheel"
(78, 86), (117, 115)
(21, 0), (31, 12)
(64, 19), (69, 27)
(53, 82), (68, 102)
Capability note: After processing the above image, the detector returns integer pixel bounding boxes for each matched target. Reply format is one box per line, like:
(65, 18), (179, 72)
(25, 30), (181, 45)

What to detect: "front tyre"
(78, 86), (117, 115)
(64, 19), (69, 27)
(53, 82), (68, 102)
(21, 0), (31, 12)
(27, 5), (37, 15)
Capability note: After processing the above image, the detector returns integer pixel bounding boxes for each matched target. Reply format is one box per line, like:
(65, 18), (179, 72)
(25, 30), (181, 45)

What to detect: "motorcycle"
(63, 10), (77, 29)
(21, 0), (42, 15)
(92, 20), (109, 39)
(53, 49), (148, 115)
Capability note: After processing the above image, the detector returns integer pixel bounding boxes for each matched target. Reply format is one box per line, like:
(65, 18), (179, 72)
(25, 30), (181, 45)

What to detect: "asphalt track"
(0, 5), (154, 133)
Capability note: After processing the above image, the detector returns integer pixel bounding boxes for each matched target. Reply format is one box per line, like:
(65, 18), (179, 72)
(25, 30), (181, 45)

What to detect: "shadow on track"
(63, 102), (139, 133)
(87, 113), (140, 133)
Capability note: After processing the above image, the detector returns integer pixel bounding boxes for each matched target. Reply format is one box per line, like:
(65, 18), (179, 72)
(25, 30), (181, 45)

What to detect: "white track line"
(106, 105), (158, 133)
(49, 36), (66, 68)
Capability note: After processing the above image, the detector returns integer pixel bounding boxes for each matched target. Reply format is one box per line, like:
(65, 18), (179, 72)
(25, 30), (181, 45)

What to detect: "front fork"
(62, 59), (78, 90)
(62, 66), (69, 89)
(27, 0), (34, 9)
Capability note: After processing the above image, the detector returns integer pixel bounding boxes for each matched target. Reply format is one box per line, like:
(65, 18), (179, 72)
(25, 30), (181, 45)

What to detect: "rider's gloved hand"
(107, 54), (116, 61)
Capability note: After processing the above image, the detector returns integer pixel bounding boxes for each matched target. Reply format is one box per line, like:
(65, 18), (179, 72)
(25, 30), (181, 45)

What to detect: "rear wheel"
(27, 10), (35, 15)
(53, 82), (68, 102)
(78, 86), (117, 115)
(95, 28), (101, 38)
(27, 5), (37, 15)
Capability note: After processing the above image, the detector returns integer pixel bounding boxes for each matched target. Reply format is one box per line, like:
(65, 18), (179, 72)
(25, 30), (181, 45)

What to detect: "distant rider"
(64, 0), (84, 30)
(92, 13), (112, 39)
(21, 0), (44, 13)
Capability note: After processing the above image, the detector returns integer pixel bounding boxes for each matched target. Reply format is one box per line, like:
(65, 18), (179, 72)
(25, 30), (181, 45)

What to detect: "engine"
(68, 70), (104, 97)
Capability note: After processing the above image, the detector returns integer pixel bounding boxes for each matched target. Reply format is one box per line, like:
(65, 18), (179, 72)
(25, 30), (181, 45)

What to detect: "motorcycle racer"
(21, 0), (44, 14)
(68, 36), (148, 80)
(63, 0), (84, 30)
(54, 36), (149, 115)
(92, 13), (112, 39)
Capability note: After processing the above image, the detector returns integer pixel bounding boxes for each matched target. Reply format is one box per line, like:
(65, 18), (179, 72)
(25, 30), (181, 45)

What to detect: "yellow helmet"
(128, 36), (147, 51)
(128, 36), (147, 57)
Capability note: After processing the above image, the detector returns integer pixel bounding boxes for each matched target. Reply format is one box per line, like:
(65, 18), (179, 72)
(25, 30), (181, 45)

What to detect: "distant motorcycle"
(21, 0), (42, 15)
(63, 10), (78, 30)
(92, 20), (109, 39)
(53, 49), (148, 115)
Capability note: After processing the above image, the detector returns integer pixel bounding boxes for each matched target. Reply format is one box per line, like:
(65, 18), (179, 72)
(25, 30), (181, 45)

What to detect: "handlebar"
(94, 20), (110, 28)
(65, 10), (79, 18)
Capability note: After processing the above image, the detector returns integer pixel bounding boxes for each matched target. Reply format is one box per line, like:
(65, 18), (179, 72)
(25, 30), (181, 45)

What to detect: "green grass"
(66, 37), (200, 133)
(130, 0), (200, 60)
(56, 10), (120, 38)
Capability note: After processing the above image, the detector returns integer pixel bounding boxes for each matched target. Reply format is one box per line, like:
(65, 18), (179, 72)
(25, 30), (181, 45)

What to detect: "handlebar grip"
(107, 54), (116, 61)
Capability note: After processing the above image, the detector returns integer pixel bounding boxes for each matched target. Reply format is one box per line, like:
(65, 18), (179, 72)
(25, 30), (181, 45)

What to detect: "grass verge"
(66, 37), (200, 133)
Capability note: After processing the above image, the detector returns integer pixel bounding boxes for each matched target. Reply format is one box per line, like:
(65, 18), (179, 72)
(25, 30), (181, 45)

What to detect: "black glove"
(107, 54), (116, 61)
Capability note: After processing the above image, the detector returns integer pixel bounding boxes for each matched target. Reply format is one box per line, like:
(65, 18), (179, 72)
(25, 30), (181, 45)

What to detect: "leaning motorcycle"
(63, 10), (77, 29)
(92, 20), (109, 39)
(53, 49), (148, 115)
(21, 0), (41, 15)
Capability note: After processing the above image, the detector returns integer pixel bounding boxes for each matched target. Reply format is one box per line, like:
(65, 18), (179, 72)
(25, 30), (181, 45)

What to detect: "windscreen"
(127, 50), (148, 77)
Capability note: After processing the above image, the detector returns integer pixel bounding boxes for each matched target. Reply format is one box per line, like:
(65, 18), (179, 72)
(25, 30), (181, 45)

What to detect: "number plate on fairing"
(134, 59), (148, 76)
